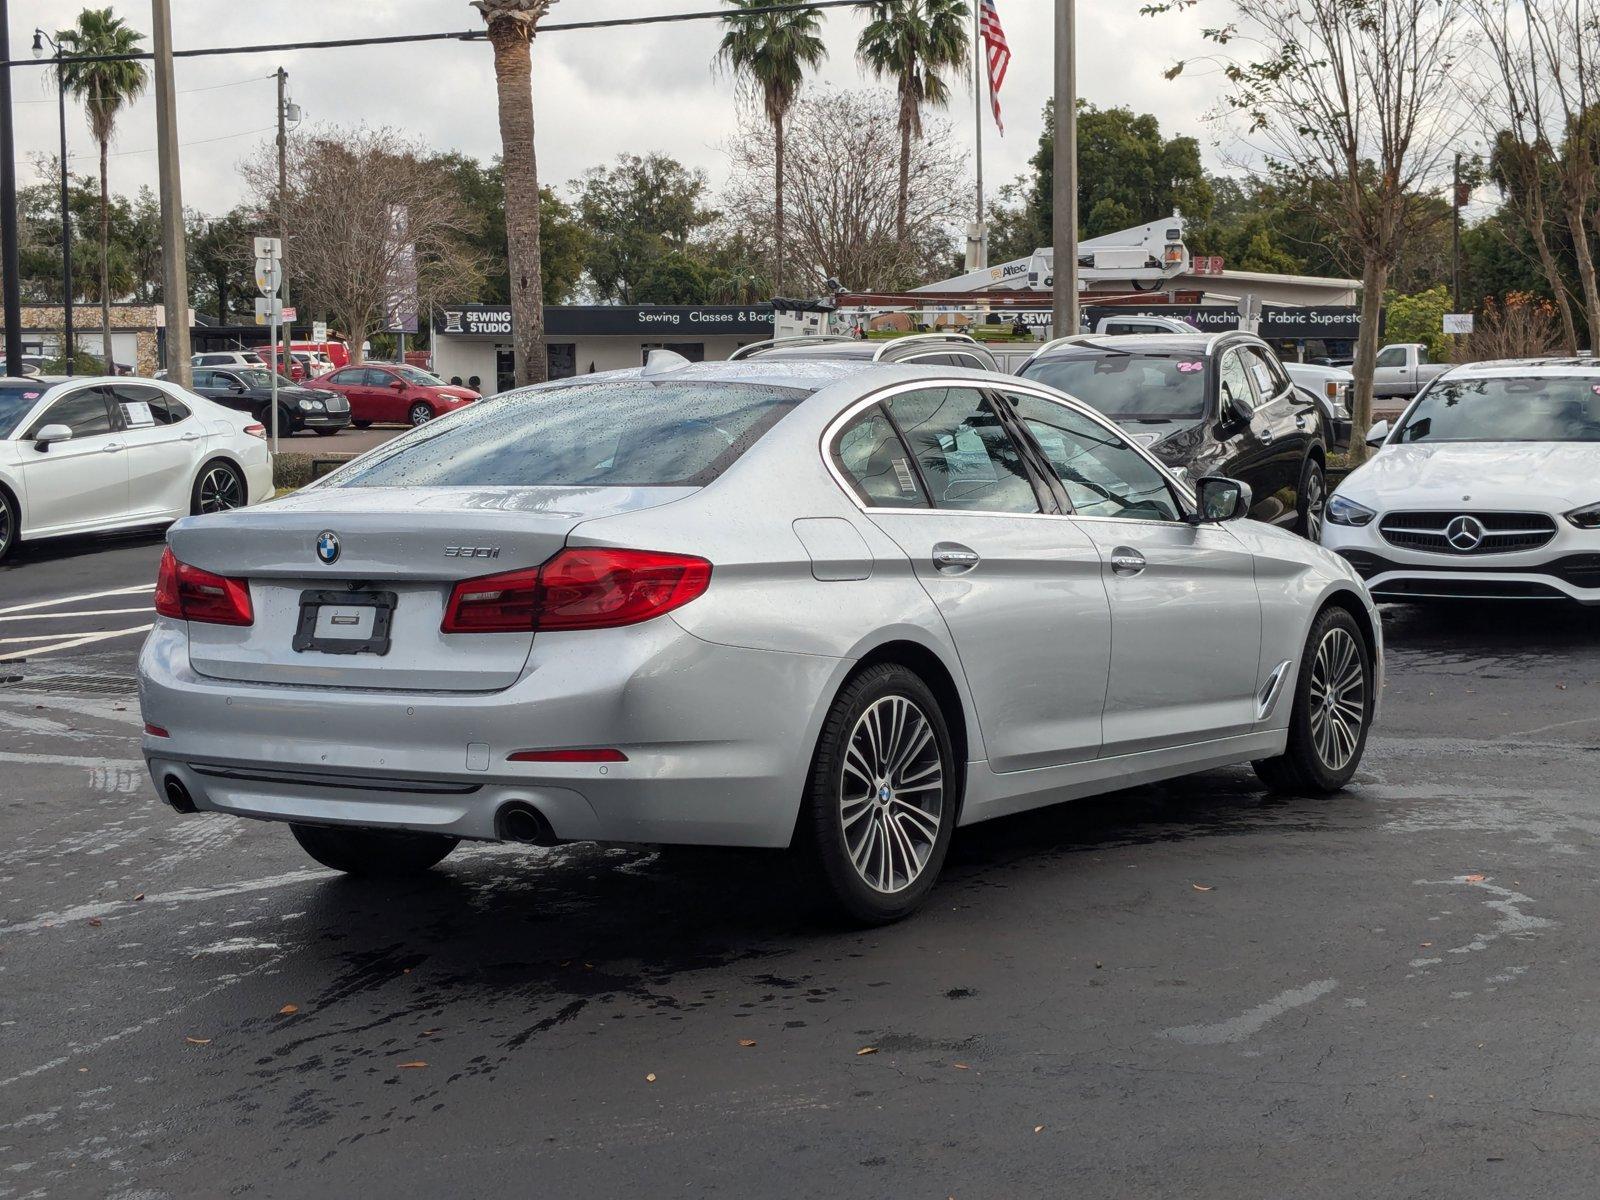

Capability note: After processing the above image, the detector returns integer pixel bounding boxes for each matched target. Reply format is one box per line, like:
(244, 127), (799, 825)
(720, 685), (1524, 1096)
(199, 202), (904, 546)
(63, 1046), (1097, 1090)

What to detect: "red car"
(310, 363), (480, 427)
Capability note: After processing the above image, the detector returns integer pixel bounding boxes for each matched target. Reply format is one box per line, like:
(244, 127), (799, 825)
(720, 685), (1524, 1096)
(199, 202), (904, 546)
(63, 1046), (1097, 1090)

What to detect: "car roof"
(518, 357), (1032, 400)
(1440, 356), (1600, 379)
(1031, 332), (1245, 360)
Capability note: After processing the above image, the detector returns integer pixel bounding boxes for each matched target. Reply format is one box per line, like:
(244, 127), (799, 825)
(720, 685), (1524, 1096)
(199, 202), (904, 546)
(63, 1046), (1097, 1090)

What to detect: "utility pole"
(277, 67), (291, 381)
(151, 0), (191, 385)
(1451, 151), (1462, 313)
(1051, 0), (1078, 338)
(32, 30), (74, 366)
(0, 2), (25, 376)
(971, 0), (985, 271)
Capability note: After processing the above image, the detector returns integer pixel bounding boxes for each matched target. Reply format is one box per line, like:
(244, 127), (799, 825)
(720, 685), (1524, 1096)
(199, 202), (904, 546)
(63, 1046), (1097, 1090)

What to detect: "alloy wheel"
(409, 403), (433, 426)
(198, 466), (243, 514)
(839, 694), (945, 894)
(0, 501), (11, 556)
(1304, 468), (1326, 541)
(1308, 627), (1365, 772)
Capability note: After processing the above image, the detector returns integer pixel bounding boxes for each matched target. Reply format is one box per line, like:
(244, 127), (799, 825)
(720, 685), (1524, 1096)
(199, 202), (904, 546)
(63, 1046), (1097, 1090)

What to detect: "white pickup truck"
(1372, 342), (1450, 400)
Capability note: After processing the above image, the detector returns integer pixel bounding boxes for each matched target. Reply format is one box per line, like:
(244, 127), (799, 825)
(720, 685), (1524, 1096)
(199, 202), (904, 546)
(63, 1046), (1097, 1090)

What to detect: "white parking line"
(0, 624), (154, 662)
(0, 606), (154, 622)
(0, 583), (155, 616)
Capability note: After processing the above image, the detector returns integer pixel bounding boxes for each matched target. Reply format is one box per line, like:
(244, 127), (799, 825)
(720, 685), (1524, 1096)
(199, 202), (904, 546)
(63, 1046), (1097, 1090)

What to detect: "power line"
(0, 1), (879, 69)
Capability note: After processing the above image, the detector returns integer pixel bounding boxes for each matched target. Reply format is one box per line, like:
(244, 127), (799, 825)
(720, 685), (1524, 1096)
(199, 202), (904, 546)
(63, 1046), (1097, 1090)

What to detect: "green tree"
(56, 7), (148, 368)
(186, 206), (260, 320)
(575, 153), (714, 304)
(473, 0), (555, 386)
(635, 252), (714, 304)
(716, 0), (827, 294)
(856, 0), (969, 244)
(433, 153), (586, 304)
(1385, 284), (1455, 360)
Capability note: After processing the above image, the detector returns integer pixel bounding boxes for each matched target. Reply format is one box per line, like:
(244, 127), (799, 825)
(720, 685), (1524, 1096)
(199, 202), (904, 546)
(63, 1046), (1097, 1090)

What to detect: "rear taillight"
(154, 547), (254, 626)
(441, 548), (712, 634)
(507, 748), (628, 763)
(244, 423), (266, 439)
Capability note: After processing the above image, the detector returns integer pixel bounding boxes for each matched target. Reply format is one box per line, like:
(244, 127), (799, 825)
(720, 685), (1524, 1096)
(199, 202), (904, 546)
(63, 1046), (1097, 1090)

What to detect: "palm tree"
(857, 0), (969, 244)
(716, 0), (826, 295)
(472, 0), (554, 387)
(56, 8), (147, 373)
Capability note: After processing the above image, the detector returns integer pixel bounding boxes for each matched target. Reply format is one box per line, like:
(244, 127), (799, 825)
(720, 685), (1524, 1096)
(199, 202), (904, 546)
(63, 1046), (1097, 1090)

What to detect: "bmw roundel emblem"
(315, 530), (341, 564)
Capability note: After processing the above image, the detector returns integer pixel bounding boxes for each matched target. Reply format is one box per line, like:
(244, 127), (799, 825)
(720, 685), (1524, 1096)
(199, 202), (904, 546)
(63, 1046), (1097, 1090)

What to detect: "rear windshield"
(1022, 351), (1208, 420)
(0, 381), (47, 438)
(1397, 376), (1600, 443)
(331, 379), (807, 489)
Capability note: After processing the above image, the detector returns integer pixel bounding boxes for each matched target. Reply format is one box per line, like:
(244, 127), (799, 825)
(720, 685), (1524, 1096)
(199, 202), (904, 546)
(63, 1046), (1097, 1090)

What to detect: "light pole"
(31, 29), (73, 368)
(0, 1), (23, 377)
(276, 68), (300, 380)
(1051, 0), (1079, 338)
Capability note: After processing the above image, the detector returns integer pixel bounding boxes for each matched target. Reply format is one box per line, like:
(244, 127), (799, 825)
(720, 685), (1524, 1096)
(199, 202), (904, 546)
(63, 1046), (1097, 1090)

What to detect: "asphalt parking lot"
(3, 542), (1600, 1197)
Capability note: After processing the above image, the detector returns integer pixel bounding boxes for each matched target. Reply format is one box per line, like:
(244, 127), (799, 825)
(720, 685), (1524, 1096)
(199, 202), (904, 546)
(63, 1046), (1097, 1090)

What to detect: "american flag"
(979, 0), (1010, 134)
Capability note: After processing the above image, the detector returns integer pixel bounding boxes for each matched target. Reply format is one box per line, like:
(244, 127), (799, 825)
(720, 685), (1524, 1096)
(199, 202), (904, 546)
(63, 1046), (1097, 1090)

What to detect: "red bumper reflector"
(144, 723), (170, 738)
(507, 748), (628, 763)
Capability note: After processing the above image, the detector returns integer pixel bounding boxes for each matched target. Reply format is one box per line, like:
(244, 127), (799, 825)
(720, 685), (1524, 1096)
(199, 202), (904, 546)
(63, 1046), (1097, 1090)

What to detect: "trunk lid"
(168, 485), (696, 692)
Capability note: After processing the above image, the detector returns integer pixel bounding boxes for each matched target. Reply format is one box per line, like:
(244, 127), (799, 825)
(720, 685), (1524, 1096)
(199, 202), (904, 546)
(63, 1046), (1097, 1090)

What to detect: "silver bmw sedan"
(138, 352), (1381, 923)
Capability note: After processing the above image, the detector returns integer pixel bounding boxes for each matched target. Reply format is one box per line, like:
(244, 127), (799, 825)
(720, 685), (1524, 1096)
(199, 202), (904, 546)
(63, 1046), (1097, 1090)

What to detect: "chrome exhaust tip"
(495, 802), (556, 846)
(163, 776), (197, 814)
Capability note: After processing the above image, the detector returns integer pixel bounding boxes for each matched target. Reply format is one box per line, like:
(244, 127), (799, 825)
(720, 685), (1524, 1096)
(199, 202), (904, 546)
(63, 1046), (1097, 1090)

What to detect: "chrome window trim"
(819, 376), (1198, 526)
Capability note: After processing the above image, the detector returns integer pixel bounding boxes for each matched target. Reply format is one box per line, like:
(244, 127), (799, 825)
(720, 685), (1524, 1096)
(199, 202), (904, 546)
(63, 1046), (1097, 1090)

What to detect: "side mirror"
(33, 423), (73, 451)
(229, 381), (247, 393)
(391, 380), (407, 392)
(1365, 419), (1390, 447)
(1191, 475), (1252, 524)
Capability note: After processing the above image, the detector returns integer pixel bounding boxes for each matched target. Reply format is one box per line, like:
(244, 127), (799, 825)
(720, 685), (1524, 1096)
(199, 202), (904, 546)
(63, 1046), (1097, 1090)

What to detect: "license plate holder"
(292, 589), (397, 656)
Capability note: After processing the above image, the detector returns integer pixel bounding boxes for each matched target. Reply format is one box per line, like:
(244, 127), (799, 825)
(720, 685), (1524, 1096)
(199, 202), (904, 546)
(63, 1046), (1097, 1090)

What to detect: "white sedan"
(0, 375), (272, 563)
(1322, 358), (1600, 603)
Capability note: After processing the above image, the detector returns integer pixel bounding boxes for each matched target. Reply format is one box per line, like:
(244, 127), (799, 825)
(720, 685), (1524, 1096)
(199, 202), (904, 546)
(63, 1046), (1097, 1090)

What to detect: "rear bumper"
(137, 617), (845, 847)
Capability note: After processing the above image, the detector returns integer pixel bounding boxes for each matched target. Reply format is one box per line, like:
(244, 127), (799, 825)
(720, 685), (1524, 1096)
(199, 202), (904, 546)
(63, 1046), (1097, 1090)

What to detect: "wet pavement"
(3, 603), (1600, 1197)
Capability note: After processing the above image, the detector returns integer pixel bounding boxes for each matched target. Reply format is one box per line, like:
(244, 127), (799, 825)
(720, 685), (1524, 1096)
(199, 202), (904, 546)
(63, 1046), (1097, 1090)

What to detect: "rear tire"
(1253, 605), (1373, 795)
(290, 823), (458, 876)
(191, 460), (246, 515)
(796, 663), (956, 924)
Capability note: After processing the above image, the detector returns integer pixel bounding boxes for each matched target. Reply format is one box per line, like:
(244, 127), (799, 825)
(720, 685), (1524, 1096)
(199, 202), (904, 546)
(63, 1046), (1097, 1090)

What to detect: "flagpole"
(973, 0), (985, 269)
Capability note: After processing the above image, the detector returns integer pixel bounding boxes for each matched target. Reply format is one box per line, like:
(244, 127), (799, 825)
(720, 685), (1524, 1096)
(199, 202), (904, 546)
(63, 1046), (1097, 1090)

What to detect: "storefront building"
(431, 304), (775, 394)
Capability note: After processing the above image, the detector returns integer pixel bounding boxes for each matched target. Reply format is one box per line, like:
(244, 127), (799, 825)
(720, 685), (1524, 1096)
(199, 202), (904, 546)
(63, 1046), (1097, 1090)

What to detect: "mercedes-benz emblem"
(315, 530), (341, 564)
(1444, 514), (1485, 552)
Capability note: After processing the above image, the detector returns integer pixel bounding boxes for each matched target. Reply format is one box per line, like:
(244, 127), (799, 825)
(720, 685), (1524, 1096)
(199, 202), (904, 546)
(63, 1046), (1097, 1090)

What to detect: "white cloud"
(10, 0), (1225, 217)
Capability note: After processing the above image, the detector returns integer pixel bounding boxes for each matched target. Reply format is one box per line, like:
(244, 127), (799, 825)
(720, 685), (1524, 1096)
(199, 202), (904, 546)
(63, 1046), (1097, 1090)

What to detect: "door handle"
(1109, 547), (1146, 577)
(102, 442), (124, 452)
(181, 431), (199, 441)
(932, 542), (980, 573)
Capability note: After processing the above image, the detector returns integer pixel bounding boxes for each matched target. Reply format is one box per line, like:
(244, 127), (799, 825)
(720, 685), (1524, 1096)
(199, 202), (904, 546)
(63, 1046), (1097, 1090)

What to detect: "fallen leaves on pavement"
(184, 1037), (211, 1046)
(856, 1046), (878, 1056)
(277, 1004), (298, 1015)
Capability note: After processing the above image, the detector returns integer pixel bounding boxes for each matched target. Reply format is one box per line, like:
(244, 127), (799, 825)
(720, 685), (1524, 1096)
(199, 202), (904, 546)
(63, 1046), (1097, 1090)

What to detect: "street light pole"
(277, 66), (290, 380)
(33, 30), (73, 367)
(0, 1), (25, 377)
(151, 0), (191, 386)
(1051, 0), (1078, 339)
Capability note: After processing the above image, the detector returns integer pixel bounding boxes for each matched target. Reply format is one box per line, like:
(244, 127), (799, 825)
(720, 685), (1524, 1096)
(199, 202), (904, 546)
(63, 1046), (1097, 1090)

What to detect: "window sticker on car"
(1177, 361), (1203, 373)
(1592, 384), (1600, 396)
(892, 458), (919, 495)
(120, 401), (154, 427)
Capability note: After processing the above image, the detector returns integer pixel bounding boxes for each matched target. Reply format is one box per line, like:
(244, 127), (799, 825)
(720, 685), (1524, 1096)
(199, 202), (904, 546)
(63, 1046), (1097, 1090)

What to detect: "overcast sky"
(9, 0), (1224, 220)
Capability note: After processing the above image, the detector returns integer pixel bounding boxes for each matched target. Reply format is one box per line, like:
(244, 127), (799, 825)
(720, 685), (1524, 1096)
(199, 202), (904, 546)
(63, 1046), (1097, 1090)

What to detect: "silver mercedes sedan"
(138, 352), (1381, 923)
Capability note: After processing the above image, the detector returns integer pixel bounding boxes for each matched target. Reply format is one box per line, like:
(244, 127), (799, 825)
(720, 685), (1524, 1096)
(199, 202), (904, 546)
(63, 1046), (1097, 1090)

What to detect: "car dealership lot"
(2, 600), (1599, 1198)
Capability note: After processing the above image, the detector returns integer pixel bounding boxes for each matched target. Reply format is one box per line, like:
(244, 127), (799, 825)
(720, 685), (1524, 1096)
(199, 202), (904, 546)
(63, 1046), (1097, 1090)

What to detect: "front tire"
(797, 663), (956, 924)
(191, 460), (246, 515)
(1296, 457), (1327, 541)
(0, 488), (16, 563)
(408, 402), (434, 427)
(1253, 606), (1373, 795)
(290, 823), (458, 876)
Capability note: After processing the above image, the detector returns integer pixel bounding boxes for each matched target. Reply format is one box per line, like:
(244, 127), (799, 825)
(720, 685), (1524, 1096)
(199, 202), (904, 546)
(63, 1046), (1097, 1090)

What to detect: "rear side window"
(330, 369), (364, 385)
(832, 405), (928, 507)
(333, 380), (806, 489)
(885, 388), (1039, 513)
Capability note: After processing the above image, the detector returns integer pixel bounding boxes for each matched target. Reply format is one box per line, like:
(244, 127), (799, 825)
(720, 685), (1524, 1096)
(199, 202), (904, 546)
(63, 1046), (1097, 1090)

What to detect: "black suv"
(1018, 332), (1328, 538)
(730, 332), (999, 371)
(190, 366), (351, 437)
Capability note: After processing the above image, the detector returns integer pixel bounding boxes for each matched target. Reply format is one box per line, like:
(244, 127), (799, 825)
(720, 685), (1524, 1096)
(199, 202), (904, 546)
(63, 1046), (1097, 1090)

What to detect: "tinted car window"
(192, 370), (218, 389)
(330, 369), (364, 385)
(0, 380), (48, 437)
(886, 388), (1039, 513)
(363, 368), (395, 387)
(1243, 347), (1288, 401)
(832, 405), (928, 508)
(1396, 376), (1600, 443)
(27, 388), (113, 439)
(1375, 346), (1406, 368)
(1218, 349), (1257, 412)
(110, 383), (188, 427)
(1023, 351), (1208, 420)
(1007, 393), (1182, 522)
(333, 381), (806, 489)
